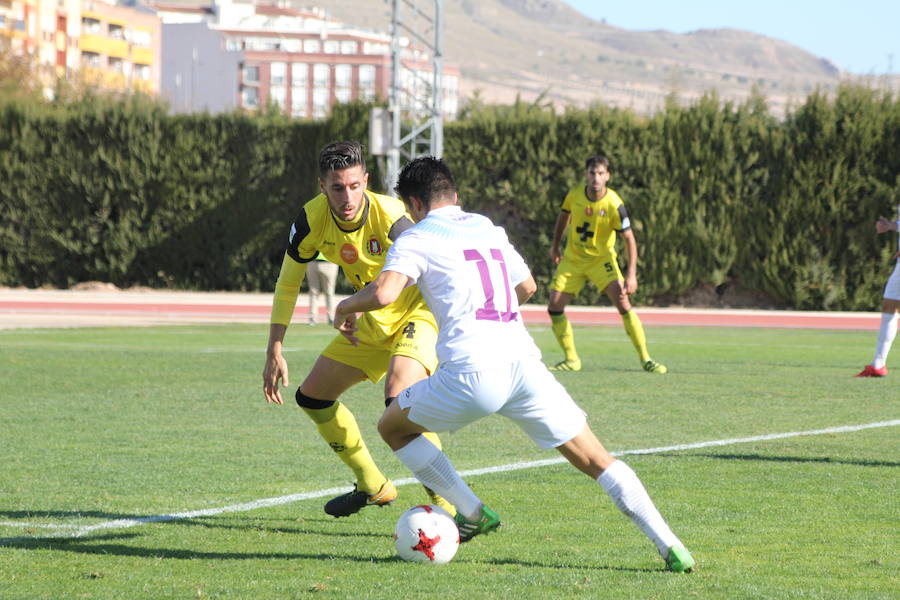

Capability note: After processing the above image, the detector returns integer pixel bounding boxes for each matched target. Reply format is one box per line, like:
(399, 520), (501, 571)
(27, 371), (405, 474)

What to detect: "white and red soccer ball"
(393, 505), (460, 565)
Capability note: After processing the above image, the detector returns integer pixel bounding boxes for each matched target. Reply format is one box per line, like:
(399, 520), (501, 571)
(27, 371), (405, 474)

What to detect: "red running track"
(0, 298), (881, 331)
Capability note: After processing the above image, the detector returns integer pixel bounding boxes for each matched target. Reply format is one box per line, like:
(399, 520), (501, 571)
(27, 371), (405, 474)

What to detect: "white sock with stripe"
(597, 459), (683, 556)
(394, 435), (482, 519)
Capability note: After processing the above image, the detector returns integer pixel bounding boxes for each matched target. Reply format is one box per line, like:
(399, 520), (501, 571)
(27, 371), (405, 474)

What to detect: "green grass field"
(1, 323), (898, 599)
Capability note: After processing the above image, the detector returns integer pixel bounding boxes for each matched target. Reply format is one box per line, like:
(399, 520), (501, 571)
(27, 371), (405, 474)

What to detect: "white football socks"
(872, 312), (898, 369)
(597, 459), (683, 556)
(394, 434), (482, 519)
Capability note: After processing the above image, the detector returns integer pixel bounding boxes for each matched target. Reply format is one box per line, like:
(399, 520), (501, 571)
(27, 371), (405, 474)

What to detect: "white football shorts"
(884, 262), (900, 301)
(398, 357), (587, 449)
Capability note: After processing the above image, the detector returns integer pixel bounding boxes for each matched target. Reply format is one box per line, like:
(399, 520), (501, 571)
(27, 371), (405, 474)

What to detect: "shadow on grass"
(480, 556), (658, 573)
(1, 530), (660, 571)
(1, 534), (387, 561)
(0, 514), (387, 543)
(669, 452), (900, 468)
(176, 517), (386, 538)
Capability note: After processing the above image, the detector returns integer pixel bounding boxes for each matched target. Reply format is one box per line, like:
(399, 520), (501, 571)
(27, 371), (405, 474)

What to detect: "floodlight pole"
(385, 0), (444, 192)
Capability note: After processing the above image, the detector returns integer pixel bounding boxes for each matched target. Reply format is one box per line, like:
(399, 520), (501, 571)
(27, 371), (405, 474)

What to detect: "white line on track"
(2, 419), (897, 543)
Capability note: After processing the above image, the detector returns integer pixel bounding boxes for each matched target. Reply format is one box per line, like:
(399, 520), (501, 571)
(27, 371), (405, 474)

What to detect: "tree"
(0, 30), (44, 100)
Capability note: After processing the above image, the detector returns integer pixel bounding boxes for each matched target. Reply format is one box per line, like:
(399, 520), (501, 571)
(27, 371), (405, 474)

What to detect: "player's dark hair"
(394, 156), (456, 208)
(585, 154), (611, 171)
(318, 141), (366, 177)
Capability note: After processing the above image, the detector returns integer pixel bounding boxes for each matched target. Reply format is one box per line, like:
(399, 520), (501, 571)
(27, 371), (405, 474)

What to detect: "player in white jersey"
(332, 157), (695, 573)
(855, 204), (900, 377)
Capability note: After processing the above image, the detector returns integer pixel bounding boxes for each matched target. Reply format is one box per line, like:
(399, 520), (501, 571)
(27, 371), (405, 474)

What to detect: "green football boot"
(454, 505), (501, 542)
(665, 546), (695, 573)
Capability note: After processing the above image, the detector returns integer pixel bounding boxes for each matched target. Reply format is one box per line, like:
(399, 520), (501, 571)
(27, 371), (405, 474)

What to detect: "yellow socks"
(549, 308), (659, 372)
(622, 309), (651, 364)
(550, 311), (580, 363)
(302, 401), (387, 494)
(422, 431), (442, 451)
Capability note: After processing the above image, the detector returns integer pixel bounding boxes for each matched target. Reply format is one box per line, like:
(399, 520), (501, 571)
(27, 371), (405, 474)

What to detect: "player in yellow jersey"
(547, 154), (666, 373)
(261, 141), (453, 517)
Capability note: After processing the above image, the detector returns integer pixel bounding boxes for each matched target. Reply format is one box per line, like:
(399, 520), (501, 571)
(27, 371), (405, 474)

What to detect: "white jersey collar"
(425, 205), (463, 219)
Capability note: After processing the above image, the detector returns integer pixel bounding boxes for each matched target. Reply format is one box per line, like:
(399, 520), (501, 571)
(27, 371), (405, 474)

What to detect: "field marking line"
(2, 419), (897, 543)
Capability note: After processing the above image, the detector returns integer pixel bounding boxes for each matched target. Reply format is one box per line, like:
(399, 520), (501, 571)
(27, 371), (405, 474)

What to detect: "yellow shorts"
(550, 254), (623, 296)
(322, 307), (438, 383)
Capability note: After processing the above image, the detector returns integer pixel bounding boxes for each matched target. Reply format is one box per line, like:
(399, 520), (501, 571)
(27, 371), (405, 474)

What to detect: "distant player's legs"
(548, 290), (581, 371)
(306, 262), (323, 325)
(297, 356), (395, 515)
(857, 297), (900, 377)
(319, 261), (339, 325)
(605, 280), (666, 373)
(556, 425), (692, 571)
(874, 299), (900, 368)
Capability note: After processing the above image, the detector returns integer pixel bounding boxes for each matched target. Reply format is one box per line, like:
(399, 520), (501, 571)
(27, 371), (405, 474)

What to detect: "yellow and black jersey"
(271, 190), (432, 337)
(561, 186), (630, 260)
(286, 190), (414, 291)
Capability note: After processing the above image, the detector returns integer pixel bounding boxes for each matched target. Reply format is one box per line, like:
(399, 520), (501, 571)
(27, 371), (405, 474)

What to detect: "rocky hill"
(301, 0), (895, 114)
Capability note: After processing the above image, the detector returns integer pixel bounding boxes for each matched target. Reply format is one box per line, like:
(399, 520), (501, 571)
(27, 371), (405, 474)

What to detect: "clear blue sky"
(564, 0), (899, 74)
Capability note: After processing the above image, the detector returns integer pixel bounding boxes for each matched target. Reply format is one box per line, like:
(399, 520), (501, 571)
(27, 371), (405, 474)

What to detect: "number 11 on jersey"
(464, 248), (517, 322)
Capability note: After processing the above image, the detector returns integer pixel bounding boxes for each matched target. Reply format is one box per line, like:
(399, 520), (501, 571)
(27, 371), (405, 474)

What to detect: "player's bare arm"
(620, 228), (639, 295)
(333, 270), (412, 344)
(515, 275), (537, 304)
(876, 216), (899, 234)
(550, 211), (570, 264)
(262, 254), (308, 404)
(263, 323), (289, 404)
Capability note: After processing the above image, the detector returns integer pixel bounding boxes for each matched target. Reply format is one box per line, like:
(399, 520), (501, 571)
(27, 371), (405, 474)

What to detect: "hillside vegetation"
(301, 0), (892, 114)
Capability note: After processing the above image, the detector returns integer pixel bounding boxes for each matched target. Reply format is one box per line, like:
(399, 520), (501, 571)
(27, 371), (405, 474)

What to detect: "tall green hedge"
(445, 85), (900, 310)
(0, 97), (377, 290)
(1, 85), (898, 309)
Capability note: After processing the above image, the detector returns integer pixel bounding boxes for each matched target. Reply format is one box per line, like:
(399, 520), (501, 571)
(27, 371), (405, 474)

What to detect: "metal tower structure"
(381, 0), (444, 191)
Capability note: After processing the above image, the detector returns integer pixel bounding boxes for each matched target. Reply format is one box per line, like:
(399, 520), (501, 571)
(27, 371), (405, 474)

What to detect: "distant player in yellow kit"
(261, 141), (453, 517)
(547, 155), (666, 373)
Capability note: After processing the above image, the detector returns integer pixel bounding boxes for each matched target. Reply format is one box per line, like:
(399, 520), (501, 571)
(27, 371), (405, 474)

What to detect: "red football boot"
(854, 365), (888, 377)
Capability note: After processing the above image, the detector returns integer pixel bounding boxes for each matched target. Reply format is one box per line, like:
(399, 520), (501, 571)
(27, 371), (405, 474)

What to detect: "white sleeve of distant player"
(383, 234), (427, 284)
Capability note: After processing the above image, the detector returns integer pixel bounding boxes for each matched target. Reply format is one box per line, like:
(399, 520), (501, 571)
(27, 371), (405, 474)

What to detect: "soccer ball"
(393, 505), (460, 565)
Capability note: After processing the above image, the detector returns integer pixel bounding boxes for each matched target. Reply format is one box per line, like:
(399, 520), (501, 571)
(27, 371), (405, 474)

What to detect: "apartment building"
(161, 20), (242, 112)
(1, 0), (160, 96)
(154, 0), (460, 118)
(1, 0), (36, 52)
(2, 0), (81, 94)
(79, 0), (160, 93)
